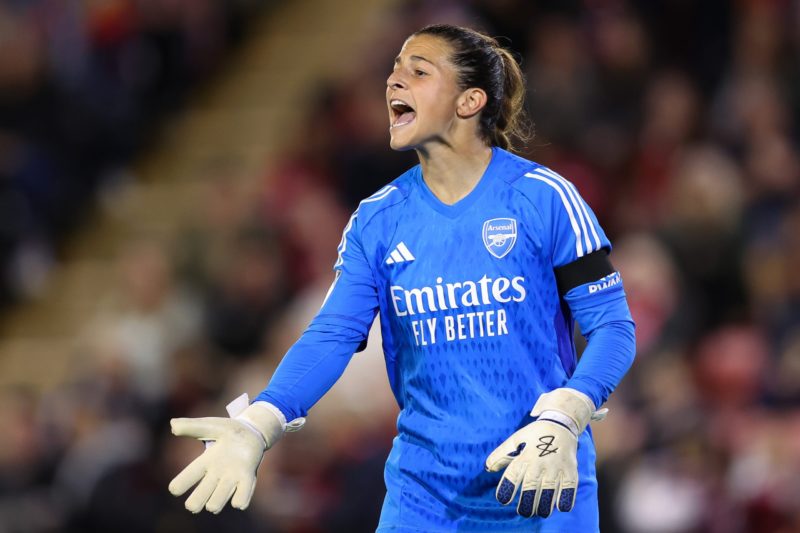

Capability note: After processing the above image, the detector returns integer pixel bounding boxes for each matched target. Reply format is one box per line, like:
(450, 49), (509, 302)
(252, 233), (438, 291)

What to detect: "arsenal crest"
(482, 218), (518, 259)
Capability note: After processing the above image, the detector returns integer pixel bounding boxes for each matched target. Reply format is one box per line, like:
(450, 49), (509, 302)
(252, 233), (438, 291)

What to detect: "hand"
(485, 388), (603, 518)
(169, 399), (286, 514)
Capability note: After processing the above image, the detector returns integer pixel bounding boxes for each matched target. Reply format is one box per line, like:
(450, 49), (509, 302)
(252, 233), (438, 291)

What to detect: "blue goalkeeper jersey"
(257, 147), (632, 532)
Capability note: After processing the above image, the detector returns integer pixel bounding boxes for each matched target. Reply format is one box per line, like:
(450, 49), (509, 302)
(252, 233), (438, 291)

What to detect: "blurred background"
(0, 0), (799, 531)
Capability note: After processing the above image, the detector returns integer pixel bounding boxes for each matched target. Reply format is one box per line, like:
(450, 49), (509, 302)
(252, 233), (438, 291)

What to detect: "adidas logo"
(386, 242), (415, 265)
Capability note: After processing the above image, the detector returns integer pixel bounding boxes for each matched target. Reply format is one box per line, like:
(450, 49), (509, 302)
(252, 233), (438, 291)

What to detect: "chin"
(389, 131), (417, 151)
(389, 140), (416, 152)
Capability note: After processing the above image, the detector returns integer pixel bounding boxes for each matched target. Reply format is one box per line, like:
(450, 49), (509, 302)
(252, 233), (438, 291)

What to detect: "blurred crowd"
(2, 0), (800, 532)
(0, 0), (270, 307)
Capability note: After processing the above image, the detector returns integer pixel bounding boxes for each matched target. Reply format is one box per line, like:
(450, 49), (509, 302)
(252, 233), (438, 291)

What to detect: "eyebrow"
(394, 54), (436, 67)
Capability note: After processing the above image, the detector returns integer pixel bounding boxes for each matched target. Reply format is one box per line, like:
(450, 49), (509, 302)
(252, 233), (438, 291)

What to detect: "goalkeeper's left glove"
(485, 387), (606, 518)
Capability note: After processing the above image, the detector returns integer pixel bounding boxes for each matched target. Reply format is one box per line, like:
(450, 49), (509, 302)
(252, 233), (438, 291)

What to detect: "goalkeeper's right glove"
(168, 395), (303, 514)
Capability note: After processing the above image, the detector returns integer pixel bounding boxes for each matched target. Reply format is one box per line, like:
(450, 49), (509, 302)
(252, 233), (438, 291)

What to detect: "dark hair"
(413, 24), (531, 151)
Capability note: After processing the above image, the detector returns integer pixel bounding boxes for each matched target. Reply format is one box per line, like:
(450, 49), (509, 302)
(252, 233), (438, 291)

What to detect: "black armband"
(554, 249), (615, 296)
(356, 339), (368, 353)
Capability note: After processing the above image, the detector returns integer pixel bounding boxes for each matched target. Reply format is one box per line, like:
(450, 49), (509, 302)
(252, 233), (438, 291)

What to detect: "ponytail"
(492, 47), (530, 150)
(413, 24), (532, 151)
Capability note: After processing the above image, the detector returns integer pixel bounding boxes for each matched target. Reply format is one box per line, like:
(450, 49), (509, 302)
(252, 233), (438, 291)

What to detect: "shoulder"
(493, 147), (540, 183)
(335, 169), (414, 266)
(499, 156), (587, 217)
(494, 150), (566, 200)
(351, 166), (416, 228)
(488, 149), (560, 214)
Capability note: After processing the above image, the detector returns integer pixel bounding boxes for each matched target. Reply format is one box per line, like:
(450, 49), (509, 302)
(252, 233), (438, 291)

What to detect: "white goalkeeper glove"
(485, 387), (606, 518)
(169, 394), (304, 514)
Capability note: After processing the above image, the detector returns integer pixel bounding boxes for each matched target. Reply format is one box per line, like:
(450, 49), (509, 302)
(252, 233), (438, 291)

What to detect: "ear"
(456, 88), (488, 119)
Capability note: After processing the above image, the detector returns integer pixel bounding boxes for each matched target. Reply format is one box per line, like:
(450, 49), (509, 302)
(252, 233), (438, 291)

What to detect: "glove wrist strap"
(235, 417), (269, 450)
(250, 401), (307, 433)
(251, 401), (288, 431)
(224, 394), (290, 449)
(536, 409), (580, 437)
(530, 387), (598, 434)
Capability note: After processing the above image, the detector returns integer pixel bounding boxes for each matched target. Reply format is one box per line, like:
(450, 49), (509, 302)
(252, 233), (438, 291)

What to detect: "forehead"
(396, 34), (454, 64)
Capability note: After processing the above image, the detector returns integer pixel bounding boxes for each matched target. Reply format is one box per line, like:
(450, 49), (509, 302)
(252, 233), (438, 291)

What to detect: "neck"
(416, 138), (494, 205)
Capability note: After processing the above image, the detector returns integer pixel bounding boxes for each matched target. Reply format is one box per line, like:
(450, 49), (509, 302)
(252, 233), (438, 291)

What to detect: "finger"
(535, 474), (557, 518)
(231, 477), (256, 510)
(495, 459), (526, 506)
(170, 417), (228, 440)
(516, 465), (541, 518)
(169, 457), (206, 497)
(557, 473), (578, 513)
(184, 474), (219, 514)
(486, 438), (525, 472)
(517, 488), (536, 518)
(205, 477), (237, 514)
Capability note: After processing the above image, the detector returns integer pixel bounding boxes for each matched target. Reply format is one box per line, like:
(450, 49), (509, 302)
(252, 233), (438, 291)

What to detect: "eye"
(414, 69), (427, 77)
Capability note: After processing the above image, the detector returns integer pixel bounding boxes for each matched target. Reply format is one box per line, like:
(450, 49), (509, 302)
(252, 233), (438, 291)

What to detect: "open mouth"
(389, 99), (416, 128)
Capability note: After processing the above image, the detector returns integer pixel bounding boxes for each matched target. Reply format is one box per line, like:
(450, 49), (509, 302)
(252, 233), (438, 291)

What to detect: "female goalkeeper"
(169, 24), (635, 532)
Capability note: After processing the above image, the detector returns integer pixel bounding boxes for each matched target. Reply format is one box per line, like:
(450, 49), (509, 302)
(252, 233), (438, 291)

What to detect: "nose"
(387, 70), (405, 91)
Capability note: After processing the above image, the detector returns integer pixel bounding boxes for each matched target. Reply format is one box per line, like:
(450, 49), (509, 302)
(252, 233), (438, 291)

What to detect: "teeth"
(390, 99), (412, 111)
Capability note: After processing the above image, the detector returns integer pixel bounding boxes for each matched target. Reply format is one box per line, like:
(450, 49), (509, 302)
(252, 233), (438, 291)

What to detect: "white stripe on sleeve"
(564, 180), (602, 251)
(320, 270), (341, 308)
(533, 168), (593, 254)
(525, 172), (585, 257)
(537, 168), (601, 251)
(334, 186), (399, 269)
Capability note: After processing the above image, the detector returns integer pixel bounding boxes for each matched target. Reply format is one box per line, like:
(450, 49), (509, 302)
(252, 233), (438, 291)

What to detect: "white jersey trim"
(525, 172), (585, 257)
(525, 169), (601, 258)
(536, 168), (602, 251)
(320, 270), (341, 308)
(533, 168), (592, 254)
(334, 186), (399, 269)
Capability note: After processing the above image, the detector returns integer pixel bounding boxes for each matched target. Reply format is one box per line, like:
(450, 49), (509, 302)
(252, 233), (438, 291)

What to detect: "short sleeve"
(528, 167), (611, 268)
